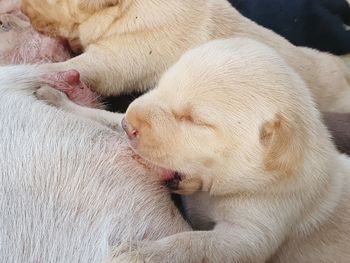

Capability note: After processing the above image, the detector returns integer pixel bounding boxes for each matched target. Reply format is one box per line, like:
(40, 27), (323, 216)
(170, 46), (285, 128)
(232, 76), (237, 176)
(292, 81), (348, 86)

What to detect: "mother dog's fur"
(0, 65), (190, 263)
(106, 38), (350, 262)
(21, 0), (350, 113)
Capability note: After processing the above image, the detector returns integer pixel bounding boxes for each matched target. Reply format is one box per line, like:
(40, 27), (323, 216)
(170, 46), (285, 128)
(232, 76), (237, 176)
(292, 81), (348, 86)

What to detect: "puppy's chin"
(129, 150), (187, 181)
(126, 139), (201, 193)
(132, 153), (181, 179)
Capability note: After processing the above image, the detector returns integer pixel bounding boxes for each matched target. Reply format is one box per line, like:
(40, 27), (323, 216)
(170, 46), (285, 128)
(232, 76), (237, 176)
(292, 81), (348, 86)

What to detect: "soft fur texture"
(21, 0), (350, 113)
(228, 0), (350, 55)
(0, 64), (190, 263)
(105, 38), (350, 262)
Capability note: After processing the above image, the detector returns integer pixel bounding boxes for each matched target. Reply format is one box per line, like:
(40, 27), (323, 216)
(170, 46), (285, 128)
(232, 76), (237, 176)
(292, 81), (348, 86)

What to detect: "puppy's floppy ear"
(78, 0), (119, 12)
(259, 113), (305, 174)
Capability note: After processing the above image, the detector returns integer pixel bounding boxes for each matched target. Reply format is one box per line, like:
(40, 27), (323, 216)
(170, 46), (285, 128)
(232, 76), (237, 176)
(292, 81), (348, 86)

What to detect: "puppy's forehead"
(168, 65), (288, 113)
(169, 75), (240, 109)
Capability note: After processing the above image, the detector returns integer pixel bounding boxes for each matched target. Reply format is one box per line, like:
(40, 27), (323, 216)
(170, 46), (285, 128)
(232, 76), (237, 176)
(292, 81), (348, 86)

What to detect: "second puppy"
(110, 38), (350, 262)
(21, 0), (350, 113)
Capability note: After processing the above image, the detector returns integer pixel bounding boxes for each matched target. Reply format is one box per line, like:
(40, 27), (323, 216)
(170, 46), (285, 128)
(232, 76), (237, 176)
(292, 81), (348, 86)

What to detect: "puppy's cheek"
(128, 137), (139, 150)
(129, 130), (155, 152)
(135, 129), (152, 150)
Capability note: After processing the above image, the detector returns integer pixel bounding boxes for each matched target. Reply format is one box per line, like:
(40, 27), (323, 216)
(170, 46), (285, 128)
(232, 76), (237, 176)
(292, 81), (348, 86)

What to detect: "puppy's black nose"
(122, 117), (138, 139)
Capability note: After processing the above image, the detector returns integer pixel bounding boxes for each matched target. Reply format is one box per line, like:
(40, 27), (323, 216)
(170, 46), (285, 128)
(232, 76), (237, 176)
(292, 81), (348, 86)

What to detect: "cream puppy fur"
(38, 38), (350, 262)
(21, 0), (350, 113)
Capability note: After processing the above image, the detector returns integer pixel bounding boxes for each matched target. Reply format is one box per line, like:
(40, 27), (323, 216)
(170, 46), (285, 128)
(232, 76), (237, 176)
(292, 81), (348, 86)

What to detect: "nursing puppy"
(110, 38), (349, 262)
(21, 0), (350, 113)
(0, 65), (190, 263)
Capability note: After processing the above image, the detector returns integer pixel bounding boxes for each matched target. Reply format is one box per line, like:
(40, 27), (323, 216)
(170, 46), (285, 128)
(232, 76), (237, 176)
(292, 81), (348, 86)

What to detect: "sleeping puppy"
(114, 38), (350, 262)
(228, 0), (350, 55)
(21, 0), (350, 113)
(37, 38), (350, 263)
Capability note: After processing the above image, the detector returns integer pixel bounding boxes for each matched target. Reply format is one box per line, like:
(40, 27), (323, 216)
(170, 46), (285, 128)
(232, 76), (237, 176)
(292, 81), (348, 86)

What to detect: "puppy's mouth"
(160, 168), (185, 191)
(164, 172), (183, 191)
(131, 153), (185, 190)
(159, 168), (179, 180)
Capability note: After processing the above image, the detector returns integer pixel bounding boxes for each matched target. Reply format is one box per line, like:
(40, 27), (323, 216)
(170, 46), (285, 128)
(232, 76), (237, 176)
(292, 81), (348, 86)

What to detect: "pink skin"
(0, 0), (68, 63)
(159, 168), (177, 180)
(0, 2), (100, 107)
(41, 70), (100, 107)
(0, 20), (72, 65)
(0, 0), (24, 18)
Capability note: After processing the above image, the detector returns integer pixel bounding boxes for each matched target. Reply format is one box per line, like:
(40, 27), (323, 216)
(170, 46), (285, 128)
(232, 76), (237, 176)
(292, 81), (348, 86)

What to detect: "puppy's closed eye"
(173, 110), (215, 130)
(172, 104), (194, 122)
(173, 110), (193, 123)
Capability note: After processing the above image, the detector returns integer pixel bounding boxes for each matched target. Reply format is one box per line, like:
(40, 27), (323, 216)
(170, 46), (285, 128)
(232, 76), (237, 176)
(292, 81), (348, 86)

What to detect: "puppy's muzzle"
(122, 117), (138, 139)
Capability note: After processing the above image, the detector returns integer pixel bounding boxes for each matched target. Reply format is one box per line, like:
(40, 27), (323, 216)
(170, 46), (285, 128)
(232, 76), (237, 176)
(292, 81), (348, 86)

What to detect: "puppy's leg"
(43, 44), (153, 96)
(108, 228), (269, 263)
(36, 86), (123, 130)
(40, 69), (100, 108)
(43, 32), (180, 96)
(107, 202), (294, 263)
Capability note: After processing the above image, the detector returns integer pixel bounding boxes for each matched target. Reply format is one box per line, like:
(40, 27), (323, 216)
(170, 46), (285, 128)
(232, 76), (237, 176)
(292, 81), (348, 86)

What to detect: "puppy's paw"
(106, 240), (176, 263)
(41, 69), (100, 108)
(35, 86), (70, 108)
(106, 242), (147, 263)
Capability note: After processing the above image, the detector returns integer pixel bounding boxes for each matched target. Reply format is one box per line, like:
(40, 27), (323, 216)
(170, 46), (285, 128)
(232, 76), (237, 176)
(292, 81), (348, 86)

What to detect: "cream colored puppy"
(21, 0), (350, 112)
(37, 37), (350, 262)
(110, 38), (349, 262)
